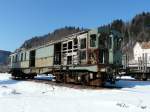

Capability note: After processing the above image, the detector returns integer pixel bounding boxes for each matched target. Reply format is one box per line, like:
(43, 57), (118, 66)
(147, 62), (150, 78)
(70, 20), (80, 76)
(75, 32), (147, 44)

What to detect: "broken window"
(74, 38), (78, 45)
(29, 50), (36, 67)
(63, 43), (67, 50)
(54, 43), (61, 65)
(80, 38), (86, 49)
(68, 41), (72, 49)
(74, 38), (78, 48)
(80, 51), (86, 60)
(67, 56), (72, 65)
(90, 34), (96, 47)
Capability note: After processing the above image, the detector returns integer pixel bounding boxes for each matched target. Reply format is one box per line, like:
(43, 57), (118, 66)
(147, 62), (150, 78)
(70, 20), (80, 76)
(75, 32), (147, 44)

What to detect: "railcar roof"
(11, 30), (89, 55)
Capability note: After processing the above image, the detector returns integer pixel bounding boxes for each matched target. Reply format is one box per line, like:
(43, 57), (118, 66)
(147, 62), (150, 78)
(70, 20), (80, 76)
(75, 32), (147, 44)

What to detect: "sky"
(0, 0), (150, 52)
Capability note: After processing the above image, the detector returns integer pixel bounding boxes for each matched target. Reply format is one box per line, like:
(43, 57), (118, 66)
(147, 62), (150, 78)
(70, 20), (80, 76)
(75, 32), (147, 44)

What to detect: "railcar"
(9, 28), (122, 86)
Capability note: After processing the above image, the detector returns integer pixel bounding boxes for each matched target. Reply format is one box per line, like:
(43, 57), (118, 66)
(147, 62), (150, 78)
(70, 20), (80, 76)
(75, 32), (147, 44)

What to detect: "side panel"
(35, 45), (54, 67)
(10, 51), (29, 69)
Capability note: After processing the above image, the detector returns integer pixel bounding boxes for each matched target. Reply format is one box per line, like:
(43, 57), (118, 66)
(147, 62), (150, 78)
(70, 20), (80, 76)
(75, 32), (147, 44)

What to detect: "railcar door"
(54, 43), (61, 65)
(29, 50), (35, 67)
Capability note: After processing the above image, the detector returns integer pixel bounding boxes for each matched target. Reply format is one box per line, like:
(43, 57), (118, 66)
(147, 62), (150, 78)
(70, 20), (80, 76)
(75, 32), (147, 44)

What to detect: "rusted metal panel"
(35, 57), (53, 67)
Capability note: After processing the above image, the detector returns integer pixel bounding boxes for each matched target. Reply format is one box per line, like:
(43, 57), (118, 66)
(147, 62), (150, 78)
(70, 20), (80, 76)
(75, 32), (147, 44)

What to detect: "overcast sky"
(0, 0), (150, 51)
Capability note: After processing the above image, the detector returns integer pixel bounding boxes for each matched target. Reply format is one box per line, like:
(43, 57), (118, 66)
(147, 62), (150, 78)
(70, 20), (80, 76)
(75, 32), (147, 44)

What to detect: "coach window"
(80, 38), (86, 49)
(12, 56), (15, 63)
(109, 35), (113, 49)
(90, 34), (96, 47)
(15, 55), (18, 62)
(63, 43), (67, 50)
(80, 51), (86, 60)
(99, 50), (105, 64)
(73, 38), (78, 49)
(21, 53), (23, 61)
(67, 56), (72, 65)
(24, 52), (26, 61)
(68, 41), (72, 50)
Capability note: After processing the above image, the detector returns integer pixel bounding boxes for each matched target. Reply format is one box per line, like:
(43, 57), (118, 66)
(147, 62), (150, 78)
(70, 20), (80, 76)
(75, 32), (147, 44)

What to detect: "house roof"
(141, 41), (150, 49)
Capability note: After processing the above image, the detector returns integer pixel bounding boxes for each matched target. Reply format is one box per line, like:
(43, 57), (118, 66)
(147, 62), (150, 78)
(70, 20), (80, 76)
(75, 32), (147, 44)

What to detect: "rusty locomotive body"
(9, 28), (122, 86)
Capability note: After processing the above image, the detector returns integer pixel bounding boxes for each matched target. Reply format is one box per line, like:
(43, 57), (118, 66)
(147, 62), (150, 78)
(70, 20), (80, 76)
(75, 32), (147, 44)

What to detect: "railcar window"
(24, 52), (26, 61)
(68, 41), (72, 49)
(67, 56), (72, 65)
(12, 56), (15, 63)
(15, 55), (18, 62)
(63, 43), (67, 50)
(80, 51), (86, 60)
(109, 37), (112, 49)
(99, 50), (105, 64)
(21, 53), (23, 61)
(74, 38), (78, 48)
(90, 34), (96, 47)
(74, 38), (78, 45)
(80, 38), (86, 49)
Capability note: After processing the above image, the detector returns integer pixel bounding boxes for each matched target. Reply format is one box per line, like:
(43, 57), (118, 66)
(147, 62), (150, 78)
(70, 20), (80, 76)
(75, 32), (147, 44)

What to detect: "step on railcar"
(9, 28), (122, 86)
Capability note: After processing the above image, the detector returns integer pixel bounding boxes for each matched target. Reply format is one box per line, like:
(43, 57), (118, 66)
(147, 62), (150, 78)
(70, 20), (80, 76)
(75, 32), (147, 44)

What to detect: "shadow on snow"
(0, 79), (19, 85)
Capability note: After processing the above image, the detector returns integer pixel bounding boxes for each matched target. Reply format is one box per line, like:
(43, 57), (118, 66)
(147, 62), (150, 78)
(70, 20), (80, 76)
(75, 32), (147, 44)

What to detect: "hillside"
(99, 12), (150, 59)
(0, 50), (11, 65)
(0, 50), (11, 72)
(20, 26), (86, 49)
(19, 12), (150, 60)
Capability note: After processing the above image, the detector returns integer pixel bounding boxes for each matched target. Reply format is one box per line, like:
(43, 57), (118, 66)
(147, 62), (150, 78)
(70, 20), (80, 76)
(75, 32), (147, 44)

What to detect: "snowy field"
(0, 73), (150, 112)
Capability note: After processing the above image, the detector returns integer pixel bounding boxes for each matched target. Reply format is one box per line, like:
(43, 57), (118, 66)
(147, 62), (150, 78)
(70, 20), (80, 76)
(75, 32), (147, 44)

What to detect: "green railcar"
(9, 28), (122, 86)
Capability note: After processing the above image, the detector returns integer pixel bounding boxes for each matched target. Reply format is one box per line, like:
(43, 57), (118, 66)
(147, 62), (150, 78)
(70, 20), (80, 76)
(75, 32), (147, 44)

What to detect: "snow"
(0, 73), (150, 112)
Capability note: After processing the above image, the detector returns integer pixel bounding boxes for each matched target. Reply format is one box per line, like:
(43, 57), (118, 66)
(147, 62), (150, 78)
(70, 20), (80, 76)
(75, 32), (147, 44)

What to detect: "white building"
(133, 42), (150, 65)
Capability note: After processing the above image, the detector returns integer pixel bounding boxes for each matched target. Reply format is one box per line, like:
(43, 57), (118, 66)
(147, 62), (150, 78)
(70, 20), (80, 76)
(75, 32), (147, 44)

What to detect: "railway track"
(22, 77), (122, 90)
(12, 75), (148, 90)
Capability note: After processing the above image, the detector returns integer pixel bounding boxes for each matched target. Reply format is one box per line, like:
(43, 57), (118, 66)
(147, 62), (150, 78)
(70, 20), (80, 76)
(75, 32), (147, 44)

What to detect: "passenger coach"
(10, 28), (122, 86)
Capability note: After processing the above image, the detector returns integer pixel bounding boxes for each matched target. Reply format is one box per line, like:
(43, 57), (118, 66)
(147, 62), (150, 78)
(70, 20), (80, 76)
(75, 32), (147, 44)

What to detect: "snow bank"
(0, 73), (150, 112)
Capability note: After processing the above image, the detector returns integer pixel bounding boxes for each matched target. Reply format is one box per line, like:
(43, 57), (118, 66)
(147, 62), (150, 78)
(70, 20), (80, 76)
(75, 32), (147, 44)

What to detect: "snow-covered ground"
(0, 73), (150, 112)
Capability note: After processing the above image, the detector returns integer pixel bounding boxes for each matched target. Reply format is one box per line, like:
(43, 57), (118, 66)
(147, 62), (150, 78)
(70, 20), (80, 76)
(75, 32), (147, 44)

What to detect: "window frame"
(80, 38), (86, 49)
(90, 34), (97, 48)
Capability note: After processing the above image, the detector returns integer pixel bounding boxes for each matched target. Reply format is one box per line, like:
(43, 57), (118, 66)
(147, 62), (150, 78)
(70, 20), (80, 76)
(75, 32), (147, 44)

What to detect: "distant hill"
(0, 50), (11, 72)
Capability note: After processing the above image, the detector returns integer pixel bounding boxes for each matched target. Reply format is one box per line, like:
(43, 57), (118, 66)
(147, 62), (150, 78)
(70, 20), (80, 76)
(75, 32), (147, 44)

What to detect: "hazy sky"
(0, 0), (150, 51)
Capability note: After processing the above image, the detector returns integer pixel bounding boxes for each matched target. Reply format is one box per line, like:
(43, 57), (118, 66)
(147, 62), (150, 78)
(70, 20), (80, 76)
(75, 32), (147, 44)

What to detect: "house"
(133, 42), (150, 65)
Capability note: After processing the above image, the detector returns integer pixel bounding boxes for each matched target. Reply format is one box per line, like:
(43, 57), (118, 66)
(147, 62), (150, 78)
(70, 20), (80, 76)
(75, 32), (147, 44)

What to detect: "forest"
(20, 12), (150, 58)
